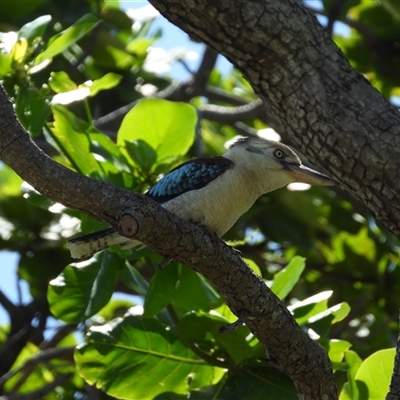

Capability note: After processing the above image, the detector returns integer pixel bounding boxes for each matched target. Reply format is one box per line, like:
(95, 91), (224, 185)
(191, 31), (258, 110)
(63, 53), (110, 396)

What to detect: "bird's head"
(225, 136), (336, 190)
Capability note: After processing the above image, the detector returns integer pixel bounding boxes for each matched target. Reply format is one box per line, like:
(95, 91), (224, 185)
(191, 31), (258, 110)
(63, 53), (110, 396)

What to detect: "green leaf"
(48, 253), (123, 323)
(49, 71), (77, 93)
(49, 72), (122, 105)
(15, 85), (51, 136)
(117, 98), (197, 166)
(143, 263), (179, 317)
(178, 312), (258, 364)
(340, 349), (395, 400)
(89, 28), (137, 69)
(319, 339), (352, 364)
(307, 302), (351, 337)
(271, 256), (305, 299)
(340, 350), (363, 400)
(120, 263), (149, 297)
(144, 265), (221, 317)
(0, 164), (23, 197)
(35, 13), (100, 64)
(75, 313), (225, 399)
(50, 105), (101, 174)
(18, 15), (52, 44)
(126, 37), (157, 58)
(289, 291), (332, 325)
(124, 139), (157, 173)
(172, 267), (222, 312)
(0, 53), (12, 77)
(218, 368), (297, 400)
(243, 257), (262, 276)
(90, 72), (122, 96)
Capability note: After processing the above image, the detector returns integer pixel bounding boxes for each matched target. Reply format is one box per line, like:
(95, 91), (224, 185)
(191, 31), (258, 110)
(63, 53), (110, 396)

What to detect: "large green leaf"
(117, 98), (197, 166)
(271, 256), (305, 299)
(75, 313), (225, 399)
(35, 13), (100, 64)
(340, 348), (395, 400)
(48, 253), (123, 323)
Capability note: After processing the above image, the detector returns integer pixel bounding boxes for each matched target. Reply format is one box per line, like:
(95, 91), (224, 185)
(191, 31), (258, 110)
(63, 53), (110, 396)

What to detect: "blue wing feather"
(146, 156), (234, 203)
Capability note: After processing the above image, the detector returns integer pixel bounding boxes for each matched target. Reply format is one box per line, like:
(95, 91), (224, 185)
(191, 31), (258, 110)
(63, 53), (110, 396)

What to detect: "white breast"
(162, 166), (265, 236)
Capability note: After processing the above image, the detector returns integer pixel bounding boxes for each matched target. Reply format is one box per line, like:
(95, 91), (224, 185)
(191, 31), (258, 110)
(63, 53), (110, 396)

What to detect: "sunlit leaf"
(339, 349), (395, 400)
(75, 313), (225, 399)
(48, 253), (123, 323)
(35, 13), (100, 64)
(271, 256), (305, 299)
(307, 302), (351, 337)
(319, 339), (352, 365)
(90, 72), (122, 96)
(117, 98), (197, 166)
(289, 291), (332, 325)
(339, 350), (363, 400)
(50, 105), (100, 174)
(49, 71), (77, 93)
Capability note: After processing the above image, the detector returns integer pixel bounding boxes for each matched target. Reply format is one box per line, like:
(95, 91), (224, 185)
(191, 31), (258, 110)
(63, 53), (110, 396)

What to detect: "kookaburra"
(68, 136), (335, 259)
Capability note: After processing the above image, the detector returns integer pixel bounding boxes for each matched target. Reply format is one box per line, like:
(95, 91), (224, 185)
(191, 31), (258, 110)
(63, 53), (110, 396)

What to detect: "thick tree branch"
(387, 311), (400, 399)
(0, 86), (336, 398)
(148, 0), (400, 239)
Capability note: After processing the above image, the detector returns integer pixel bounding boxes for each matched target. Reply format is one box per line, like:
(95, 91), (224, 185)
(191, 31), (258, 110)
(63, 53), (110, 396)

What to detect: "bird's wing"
(146, 156), (234, 203)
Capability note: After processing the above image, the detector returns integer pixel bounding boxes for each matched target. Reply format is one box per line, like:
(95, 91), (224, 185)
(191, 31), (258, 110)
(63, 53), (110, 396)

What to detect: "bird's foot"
(219, 309), (249, 333)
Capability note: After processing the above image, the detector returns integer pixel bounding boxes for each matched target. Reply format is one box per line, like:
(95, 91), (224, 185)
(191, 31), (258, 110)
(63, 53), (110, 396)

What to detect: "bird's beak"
(284, 163), (336, 186)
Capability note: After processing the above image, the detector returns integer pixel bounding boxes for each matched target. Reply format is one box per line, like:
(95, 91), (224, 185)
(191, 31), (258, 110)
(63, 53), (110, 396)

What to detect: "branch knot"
(118, 213), (139, 238)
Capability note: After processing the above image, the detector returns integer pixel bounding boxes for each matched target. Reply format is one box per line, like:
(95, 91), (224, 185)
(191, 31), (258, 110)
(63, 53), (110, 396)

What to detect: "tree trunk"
(148, 0), (400, 238)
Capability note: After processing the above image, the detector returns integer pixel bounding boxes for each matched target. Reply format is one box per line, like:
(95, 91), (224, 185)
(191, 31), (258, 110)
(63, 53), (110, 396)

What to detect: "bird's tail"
(67, 227), (137, 259)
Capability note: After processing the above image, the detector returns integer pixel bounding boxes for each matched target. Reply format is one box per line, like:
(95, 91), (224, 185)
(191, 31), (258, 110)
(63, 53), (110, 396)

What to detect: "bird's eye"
(273, 149), (285, 159)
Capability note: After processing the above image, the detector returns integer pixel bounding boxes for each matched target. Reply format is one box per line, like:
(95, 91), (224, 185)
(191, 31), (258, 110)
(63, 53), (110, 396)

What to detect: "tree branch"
(0, 85), (336, 398)
(148, 0), (400, 239)
(0, 347), (74, 388)
(387, 311), (400, 399)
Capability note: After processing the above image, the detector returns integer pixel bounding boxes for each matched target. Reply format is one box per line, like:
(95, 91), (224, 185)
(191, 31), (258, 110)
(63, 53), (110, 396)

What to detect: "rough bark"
(387, 312), (400, 399)
(0, 85), (336, 398)
(148, 0), (400, 238)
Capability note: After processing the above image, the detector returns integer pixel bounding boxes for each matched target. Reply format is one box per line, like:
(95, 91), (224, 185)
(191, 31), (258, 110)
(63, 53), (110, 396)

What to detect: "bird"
(67, 135), (335, 259)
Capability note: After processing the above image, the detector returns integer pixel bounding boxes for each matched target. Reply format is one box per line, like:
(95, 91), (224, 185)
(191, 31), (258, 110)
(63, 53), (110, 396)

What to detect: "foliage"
(0, 0), (399, 399)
